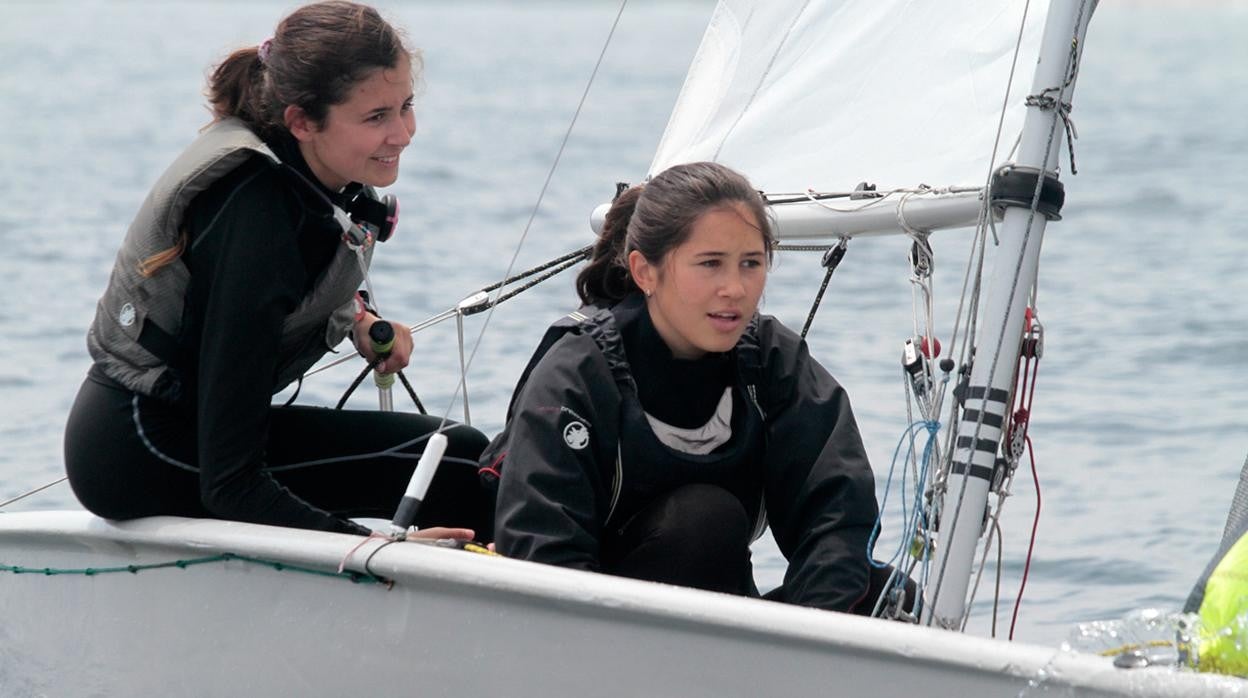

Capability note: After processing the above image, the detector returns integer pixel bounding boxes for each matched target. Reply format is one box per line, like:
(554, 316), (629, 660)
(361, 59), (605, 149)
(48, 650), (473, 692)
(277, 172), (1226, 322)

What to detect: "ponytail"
(140, 48), (266, 279)
(576, 185), (643, 305)
(207, 47), (273, 136)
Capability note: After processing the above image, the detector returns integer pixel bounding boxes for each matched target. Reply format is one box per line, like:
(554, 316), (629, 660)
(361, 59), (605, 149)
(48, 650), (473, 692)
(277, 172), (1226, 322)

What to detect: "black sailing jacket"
(487, 294), (881, 612)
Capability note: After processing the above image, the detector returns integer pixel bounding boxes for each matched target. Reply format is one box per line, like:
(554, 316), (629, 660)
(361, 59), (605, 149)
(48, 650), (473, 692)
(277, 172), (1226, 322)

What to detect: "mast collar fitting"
(990, 165), (1065, 221)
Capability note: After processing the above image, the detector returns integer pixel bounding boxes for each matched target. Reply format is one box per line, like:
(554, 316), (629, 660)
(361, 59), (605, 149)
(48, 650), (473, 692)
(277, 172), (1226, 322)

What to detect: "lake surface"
(1, 0), (1245, 646)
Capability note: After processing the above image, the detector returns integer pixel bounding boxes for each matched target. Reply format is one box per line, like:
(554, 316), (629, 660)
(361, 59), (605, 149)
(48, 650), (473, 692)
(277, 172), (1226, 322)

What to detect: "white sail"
(650, 0), (1051, 194)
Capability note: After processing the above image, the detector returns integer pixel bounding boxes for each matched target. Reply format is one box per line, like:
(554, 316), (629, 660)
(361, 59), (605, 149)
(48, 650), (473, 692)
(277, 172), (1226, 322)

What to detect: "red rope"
(1009, 435), (1041, 640)
(1006, 308), (1042, 640)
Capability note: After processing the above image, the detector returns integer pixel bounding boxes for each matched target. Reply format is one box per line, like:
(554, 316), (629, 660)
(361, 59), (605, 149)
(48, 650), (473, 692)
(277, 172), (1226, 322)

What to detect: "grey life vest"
(87, 118), (376, 402)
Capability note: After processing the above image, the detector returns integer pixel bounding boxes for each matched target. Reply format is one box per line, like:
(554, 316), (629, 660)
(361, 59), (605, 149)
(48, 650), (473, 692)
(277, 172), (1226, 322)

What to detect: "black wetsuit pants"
(601, 483), (916, 614)
(602, 483), (755, 594)
(64, 371), (493, 539)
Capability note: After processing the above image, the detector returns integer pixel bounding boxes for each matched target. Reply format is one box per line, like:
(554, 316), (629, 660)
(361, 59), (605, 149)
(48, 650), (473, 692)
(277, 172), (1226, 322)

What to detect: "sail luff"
(923, 0), (1098, 629)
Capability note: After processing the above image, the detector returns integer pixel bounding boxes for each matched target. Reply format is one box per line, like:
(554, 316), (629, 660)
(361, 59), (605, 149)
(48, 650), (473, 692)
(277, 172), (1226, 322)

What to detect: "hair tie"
(258, 37), (273, 64)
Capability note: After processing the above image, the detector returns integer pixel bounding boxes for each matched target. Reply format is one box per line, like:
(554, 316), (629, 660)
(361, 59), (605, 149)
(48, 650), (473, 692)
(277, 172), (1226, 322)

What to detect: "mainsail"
(650, 0), (1052, 234)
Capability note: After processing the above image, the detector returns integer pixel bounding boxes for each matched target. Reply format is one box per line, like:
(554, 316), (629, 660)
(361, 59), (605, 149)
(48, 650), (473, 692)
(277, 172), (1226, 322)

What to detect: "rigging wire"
(924, 0), (1039, 621)
(431, 0), (631, 432)
(992, 518), (1005, 637)
(926, 0), (1092, 626)
(0, 477), (68, 510)
(300, 246), (594, 383)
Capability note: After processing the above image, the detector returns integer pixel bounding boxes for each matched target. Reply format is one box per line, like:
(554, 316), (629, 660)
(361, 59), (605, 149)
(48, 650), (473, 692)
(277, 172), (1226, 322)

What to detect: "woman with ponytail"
(65, 2), (491, 542)
(486, 162), (899, 613)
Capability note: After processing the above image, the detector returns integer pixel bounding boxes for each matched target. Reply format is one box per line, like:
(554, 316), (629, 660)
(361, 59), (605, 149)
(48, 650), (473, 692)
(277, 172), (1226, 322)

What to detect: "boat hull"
(0, 512), (1237, 696)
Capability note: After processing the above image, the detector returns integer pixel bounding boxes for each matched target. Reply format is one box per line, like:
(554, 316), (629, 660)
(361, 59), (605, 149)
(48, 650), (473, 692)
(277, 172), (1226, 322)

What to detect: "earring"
(644, 289), (653, 298)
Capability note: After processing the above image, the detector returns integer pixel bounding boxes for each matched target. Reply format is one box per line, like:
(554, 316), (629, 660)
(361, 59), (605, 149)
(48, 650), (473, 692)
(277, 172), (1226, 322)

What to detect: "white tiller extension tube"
(389, 432), (448, 535)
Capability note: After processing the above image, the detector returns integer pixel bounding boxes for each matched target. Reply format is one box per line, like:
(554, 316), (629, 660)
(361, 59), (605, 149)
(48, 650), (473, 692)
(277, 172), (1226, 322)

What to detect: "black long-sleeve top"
(174, 134), (369, 535)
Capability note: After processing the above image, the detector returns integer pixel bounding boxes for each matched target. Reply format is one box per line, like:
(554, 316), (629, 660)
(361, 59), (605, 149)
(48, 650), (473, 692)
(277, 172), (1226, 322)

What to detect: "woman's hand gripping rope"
(337, 315), (426, 412)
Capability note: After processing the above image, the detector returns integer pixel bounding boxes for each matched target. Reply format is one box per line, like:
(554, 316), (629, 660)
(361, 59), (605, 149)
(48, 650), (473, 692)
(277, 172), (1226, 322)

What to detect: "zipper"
(746, 382), (768, 538)
(603, 443), (623, 528)
(747, 383), (766, 420)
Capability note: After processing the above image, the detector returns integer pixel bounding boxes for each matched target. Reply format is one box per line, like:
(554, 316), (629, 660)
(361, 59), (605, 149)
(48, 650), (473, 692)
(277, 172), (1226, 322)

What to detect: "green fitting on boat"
(909, 534), (928, 559)
(1196, 532), (1248, 676)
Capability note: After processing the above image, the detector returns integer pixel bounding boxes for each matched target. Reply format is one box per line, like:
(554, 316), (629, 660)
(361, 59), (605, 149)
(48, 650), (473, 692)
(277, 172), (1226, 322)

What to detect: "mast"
(922, 0), (1098, 628)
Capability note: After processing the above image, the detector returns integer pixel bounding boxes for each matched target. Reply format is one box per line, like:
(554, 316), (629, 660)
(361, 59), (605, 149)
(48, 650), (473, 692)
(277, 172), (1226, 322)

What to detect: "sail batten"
(651, 0), (1052, 194)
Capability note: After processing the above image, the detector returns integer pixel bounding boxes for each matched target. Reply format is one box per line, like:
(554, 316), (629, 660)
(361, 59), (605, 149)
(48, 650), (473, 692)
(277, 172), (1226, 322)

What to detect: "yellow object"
(1197, 532), (1248, 676)
(909, 534), (929, 559)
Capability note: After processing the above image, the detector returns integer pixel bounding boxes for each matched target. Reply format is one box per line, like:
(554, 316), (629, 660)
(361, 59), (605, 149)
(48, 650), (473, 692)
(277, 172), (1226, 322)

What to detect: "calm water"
(1, 0), (1245, 646)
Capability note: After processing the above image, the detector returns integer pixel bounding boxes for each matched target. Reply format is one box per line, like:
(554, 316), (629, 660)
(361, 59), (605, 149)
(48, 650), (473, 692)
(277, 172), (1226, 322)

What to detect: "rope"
(1008, 434), (1042, 641)
(459, 249), (591, 316)
(773, 242), (838, 252)
(477, 245), (593, 296)
(868, 417), (941, 620)
(962, 491), (1010, 632)
(798, 238), (849, 339)
(1098, 640), (1175, 658)
(336, 355), (386, 409)
(395, 371), (428, 415)
(1025, 93), (1079, 174)
(0, 552), (386, 585)
(869, 420), (940, 570)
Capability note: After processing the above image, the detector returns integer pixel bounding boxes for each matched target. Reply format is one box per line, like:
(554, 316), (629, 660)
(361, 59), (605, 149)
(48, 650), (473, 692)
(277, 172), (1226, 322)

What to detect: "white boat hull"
(0, 512), (1238, 696)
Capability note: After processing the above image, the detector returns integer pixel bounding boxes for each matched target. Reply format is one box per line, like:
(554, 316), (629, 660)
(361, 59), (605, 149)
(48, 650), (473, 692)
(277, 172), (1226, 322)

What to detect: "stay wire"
(929, 0), (1036, 606)
(992, 518), (1004, 637)
(300, 244), (593, 384)
(960, 0), (1091, 626)
(927, 0), (1090, 622)
(961, 490), (1012, 632)
(433, 0), (630, 433)
(0, 477), (68, 510)
(901, 1), (1027, 612)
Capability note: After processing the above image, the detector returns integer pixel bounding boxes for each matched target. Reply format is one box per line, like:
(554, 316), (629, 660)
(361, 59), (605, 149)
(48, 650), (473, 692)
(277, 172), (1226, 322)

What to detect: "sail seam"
(710, 0), (814, 163)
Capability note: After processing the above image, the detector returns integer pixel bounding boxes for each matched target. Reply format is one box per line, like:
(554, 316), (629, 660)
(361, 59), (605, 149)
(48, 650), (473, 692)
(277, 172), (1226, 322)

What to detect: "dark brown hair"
(207, 0), (417, 137)
(576, 161), (774, 305)
(141, 2), (415, 278)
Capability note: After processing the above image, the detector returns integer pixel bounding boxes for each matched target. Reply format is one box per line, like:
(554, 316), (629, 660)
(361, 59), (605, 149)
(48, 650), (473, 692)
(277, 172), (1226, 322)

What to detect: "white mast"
(922, 0), (1098, 628)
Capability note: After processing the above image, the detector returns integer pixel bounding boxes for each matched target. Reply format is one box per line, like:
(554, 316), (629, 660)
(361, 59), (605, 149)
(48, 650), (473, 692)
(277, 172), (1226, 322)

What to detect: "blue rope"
(866, 418), (940, 618)
(868, 419), (940, 570)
